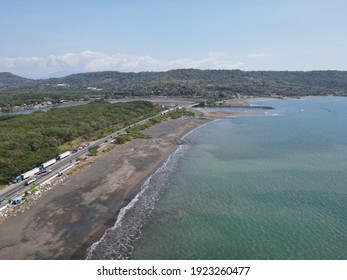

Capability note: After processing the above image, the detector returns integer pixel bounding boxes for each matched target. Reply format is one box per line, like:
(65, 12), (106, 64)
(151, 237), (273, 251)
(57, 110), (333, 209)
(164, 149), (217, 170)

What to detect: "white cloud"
(247, 53), (266, 58)
(0, 51), (245, 78)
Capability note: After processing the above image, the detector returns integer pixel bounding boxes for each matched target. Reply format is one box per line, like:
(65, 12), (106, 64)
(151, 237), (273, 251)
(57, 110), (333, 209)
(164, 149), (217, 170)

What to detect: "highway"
(0, 126), (126, 200)
(0, 103), (199, 202)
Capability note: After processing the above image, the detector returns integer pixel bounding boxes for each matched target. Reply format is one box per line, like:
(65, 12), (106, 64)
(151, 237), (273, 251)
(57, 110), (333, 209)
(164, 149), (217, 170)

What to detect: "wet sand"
(0, 108), (249, 259)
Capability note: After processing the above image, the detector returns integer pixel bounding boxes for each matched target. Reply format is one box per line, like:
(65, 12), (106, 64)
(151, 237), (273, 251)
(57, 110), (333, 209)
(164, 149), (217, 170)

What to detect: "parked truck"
(21, 167), (40, 180)
(40, 158), (57, 169)
(57, 151), (71, 160)
(13, 175), (23, 183)
(12, 150), (71, 184)
(25, 177), (37, 186)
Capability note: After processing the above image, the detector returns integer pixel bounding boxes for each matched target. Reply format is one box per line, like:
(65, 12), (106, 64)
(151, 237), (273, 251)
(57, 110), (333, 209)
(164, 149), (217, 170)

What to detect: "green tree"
(88, 145), (99, 156)
(0, 100), (160, 185)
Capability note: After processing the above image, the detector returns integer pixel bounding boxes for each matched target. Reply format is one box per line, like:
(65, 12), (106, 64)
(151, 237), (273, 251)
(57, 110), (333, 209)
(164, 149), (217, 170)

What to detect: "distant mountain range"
(1, 69), (347, 97)
(0, 72), (35, 88)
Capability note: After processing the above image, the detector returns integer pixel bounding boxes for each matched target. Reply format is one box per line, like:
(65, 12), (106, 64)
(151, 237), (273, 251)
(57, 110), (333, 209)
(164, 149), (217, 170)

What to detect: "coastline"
(0, 107), (253, 259)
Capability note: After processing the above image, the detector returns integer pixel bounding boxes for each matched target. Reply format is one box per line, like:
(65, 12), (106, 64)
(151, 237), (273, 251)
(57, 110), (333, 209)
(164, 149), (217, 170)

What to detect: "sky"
(0, 0), (346, 78)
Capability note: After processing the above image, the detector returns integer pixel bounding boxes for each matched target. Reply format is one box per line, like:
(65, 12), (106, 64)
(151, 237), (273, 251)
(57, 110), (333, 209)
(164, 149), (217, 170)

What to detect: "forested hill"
(0, 72), (35, 88)
(1, 69), (347, 98)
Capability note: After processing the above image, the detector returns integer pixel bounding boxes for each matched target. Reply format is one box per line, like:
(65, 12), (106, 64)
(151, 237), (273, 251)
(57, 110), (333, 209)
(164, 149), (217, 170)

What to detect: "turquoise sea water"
(130, 97), (347, 260)
(86, 97), (347, 260)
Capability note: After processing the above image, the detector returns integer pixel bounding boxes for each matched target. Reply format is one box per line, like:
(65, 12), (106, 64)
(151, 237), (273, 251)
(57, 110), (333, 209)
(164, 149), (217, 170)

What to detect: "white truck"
(21, 167), (40, 180)
(25, 177), (37, 186)
(57, 151), (71, 160)
(40, 158), (57, 169)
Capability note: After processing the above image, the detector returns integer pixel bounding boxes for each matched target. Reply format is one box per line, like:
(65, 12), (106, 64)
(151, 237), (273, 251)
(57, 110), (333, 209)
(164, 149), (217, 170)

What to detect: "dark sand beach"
(0, 107), (248, 259)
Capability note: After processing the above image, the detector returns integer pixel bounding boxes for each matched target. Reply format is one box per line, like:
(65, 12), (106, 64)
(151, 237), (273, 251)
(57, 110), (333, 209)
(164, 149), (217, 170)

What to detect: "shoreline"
(70, 152), (173, 260)
(0, 107), (257, 259)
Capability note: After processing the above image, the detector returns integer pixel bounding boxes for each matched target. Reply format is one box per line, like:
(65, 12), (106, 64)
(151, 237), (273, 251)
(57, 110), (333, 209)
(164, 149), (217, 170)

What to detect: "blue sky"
(0, 0), (346, 78)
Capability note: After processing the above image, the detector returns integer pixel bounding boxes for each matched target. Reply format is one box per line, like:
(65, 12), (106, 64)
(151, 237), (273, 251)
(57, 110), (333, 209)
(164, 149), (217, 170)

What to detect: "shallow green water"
(132, 97), (347, 260)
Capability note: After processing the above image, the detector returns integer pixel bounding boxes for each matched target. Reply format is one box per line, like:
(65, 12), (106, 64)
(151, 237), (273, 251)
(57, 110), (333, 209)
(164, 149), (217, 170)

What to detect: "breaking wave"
(85, 143), (190, 260)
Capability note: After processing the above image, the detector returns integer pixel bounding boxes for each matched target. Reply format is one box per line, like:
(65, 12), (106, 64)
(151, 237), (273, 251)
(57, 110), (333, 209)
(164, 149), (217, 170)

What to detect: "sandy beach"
(0, 107), (249, 259)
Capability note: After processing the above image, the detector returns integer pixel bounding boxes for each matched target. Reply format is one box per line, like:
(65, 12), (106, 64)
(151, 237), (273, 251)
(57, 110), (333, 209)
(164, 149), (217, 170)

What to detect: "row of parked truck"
(13, 151), (71, 183)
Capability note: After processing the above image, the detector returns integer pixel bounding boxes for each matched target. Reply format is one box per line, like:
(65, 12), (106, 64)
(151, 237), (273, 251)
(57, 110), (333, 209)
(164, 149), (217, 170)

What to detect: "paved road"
(0, 129), (125, 200)
(0, 103), (199, 202)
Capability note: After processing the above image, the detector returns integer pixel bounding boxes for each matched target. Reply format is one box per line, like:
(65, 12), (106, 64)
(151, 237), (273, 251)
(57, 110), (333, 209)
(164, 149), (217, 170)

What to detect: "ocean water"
(87, 97), (347, 260)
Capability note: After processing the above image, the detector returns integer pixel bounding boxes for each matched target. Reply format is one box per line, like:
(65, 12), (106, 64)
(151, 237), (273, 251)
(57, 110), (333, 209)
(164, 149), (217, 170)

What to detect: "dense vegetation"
(121, 108), (195, 141)
(1, 69), (347, 110)
(0, 100), (160, 185)
(0, 89), (97, 109)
